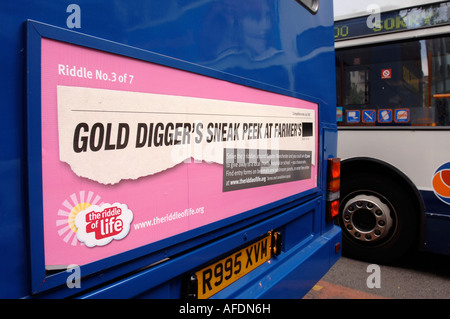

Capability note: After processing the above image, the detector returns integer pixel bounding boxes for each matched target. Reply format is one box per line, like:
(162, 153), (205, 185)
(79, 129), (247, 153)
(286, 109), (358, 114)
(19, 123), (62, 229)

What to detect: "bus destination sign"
(335, 2), (450, 41)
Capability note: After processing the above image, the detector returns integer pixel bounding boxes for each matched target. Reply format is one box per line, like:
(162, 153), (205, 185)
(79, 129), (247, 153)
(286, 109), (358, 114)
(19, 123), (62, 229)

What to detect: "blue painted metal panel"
(420, 190), (450, 255)
(0, 0), (339, 298)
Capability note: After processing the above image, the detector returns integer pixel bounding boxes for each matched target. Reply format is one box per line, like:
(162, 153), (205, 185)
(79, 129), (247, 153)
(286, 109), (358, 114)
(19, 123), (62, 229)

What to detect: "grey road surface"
(307, 251), (450, 299)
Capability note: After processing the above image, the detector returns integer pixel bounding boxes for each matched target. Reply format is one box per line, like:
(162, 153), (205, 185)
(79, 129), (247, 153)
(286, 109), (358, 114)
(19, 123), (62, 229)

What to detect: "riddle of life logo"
(75, 202), (134, 247)
(56, 191), (103, 246)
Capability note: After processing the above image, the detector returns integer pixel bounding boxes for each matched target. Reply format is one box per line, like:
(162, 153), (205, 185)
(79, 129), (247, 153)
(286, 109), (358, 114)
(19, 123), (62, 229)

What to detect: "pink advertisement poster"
(40, 38), (318, 268)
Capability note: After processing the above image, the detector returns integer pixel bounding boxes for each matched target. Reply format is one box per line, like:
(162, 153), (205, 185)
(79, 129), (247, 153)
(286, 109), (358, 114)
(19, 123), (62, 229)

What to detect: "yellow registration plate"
(196, 234), (272, 299)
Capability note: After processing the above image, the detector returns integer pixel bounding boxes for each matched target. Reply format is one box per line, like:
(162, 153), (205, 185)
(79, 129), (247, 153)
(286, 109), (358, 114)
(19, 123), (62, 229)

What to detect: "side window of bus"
(344, 68), (369, 105)
(431, 37), (450, 126)
(336, 36), (450, 127)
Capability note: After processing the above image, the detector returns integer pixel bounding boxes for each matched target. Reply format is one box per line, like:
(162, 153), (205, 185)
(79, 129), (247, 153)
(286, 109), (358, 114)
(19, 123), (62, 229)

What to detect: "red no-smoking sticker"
(381, 69), (392, 79)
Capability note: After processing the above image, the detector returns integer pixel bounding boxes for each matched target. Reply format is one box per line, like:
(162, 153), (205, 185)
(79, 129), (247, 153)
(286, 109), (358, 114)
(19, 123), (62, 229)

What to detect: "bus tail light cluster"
(326, 158), (340, 222)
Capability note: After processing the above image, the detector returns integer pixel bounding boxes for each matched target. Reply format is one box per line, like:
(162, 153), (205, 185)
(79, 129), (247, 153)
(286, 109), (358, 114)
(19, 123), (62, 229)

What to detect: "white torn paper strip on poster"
(57, 86), (316, 185)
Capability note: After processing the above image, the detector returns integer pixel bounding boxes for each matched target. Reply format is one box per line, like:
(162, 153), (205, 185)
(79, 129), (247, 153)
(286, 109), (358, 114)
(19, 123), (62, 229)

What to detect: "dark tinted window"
(336, 36), (450, 127)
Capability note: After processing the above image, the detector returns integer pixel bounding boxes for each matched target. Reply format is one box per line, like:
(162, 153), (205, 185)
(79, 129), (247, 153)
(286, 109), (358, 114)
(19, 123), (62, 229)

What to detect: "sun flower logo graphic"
(56, 191), (103, 246)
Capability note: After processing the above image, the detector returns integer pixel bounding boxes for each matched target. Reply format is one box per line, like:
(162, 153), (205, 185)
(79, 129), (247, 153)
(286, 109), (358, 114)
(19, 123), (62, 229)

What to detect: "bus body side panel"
(338, 129), (450, 255)
(420, 191), (450, 255)
(0, 0), (339, 298)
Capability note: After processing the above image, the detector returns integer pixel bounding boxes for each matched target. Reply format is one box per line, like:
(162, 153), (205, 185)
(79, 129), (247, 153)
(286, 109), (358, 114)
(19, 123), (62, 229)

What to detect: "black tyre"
(338, 170), (419, 264)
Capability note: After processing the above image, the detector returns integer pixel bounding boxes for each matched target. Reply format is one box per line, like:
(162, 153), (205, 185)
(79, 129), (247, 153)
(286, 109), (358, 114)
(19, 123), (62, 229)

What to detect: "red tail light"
(326, 158), (340, 222)
(327, 199), (339, 221)
(327, 158), (340, 192)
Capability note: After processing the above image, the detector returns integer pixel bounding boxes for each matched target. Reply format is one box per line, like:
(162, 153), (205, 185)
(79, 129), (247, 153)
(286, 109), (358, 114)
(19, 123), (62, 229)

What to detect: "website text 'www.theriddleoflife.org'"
(133, 206), (205, 230)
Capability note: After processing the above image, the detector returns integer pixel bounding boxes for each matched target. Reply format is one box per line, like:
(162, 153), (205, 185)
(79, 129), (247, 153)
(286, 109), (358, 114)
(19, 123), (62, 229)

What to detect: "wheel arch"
(341, 157), (426, 249)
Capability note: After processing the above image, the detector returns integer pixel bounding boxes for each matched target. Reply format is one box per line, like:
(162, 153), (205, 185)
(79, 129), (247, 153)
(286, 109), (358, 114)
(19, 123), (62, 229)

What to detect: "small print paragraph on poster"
(223, 148), (311, 192)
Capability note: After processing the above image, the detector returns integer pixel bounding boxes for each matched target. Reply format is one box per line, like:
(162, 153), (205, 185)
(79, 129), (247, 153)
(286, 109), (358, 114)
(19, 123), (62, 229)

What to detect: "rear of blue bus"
(0, 0), (340, 299)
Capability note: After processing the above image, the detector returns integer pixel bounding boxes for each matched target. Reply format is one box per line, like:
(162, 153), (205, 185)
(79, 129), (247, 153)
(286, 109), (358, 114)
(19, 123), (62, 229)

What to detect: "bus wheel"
(338, 171), (418, 264)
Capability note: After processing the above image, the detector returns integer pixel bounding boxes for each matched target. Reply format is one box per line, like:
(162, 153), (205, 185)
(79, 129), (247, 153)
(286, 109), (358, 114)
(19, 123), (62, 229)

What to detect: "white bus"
(334, 0), (450, 263)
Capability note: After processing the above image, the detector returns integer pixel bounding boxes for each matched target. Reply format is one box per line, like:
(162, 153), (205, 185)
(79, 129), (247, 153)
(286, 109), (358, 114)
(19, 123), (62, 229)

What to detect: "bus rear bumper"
(214, 225), (342, 299)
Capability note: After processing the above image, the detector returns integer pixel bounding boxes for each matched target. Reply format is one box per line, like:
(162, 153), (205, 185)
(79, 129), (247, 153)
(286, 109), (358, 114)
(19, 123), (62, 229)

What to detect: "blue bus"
(0, 0), (340, 299)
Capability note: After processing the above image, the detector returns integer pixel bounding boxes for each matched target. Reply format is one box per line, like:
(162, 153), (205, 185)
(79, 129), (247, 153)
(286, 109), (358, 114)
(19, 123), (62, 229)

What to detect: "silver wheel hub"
(342, 194), (393, 243)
